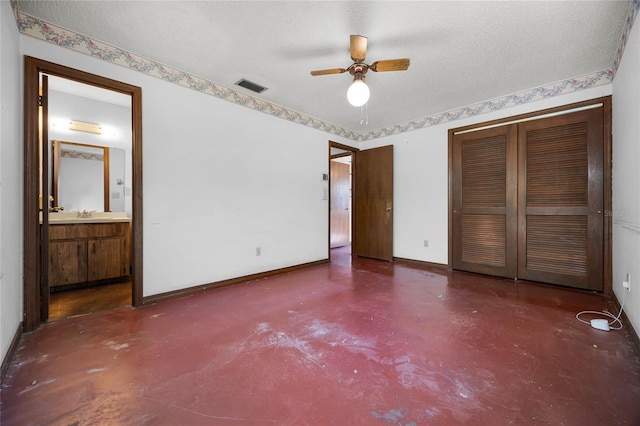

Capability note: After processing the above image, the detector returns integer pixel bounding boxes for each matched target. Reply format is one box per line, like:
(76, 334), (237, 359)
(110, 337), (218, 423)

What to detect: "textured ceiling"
(17, 1), (632, 136)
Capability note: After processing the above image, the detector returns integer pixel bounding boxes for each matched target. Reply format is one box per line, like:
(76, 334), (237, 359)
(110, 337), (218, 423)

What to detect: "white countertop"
(45, 212), (131, 224)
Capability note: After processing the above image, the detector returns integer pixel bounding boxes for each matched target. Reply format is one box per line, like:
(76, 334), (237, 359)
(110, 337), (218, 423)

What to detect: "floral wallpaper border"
(61, 149), (103, 162)
(360, 69), (613, 141)
(11, 0), (636, 142)
(613, 0), (640, 76)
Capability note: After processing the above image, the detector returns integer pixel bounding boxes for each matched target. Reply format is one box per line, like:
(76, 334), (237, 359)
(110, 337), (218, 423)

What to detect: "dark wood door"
(452, 125), (518, 278)
(517, 109), (603, 290)
(353, 145), (394, 261)
(452, 107), (604, 291)
(330, 159), (351, 248)
(40, 74), (50, 321)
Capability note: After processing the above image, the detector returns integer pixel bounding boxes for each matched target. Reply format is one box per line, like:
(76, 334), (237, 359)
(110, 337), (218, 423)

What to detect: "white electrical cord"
(576, 288), (627, 331)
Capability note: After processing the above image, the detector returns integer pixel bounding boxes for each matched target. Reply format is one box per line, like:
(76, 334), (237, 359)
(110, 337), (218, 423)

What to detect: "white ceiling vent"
(235, 79), (268, 94)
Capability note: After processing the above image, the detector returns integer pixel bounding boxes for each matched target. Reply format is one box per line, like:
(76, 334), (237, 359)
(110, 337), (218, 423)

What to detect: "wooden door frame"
(23, 56), (143, 332)
(448, 96), (612, 293)
(52, 140), (111, 213)
(328, 141), (358, 260)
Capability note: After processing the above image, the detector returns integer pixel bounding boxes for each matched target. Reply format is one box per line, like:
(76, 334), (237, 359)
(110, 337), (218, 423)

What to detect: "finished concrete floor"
(2, 248), (640, 425)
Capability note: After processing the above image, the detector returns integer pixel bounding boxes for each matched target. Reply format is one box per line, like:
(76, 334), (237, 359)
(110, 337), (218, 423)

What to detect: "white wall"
(1, 0), (24, 364)
(360, 85), (612, 265)
(20, 36), (354, 297)
(612, 17), (640, 334)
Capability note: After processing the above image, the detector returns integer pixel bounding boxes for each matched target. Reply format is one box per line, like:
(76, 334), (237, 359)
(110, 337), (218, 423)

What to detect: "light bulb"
(347, 79), (370, 107)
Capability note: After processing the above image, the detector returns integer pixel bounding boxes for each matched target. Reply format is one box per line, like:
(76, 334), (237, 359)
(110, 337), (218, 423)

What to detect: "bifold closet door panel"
(517, 109), (604, 290)
(452, 125), (518, 278)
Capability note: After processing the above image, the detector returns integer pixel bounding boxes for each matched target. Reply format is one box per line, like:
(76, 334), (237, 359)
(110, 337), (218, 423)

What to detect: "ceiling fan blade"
(310, 68), (347, 76)
(350, 35), (367, 62)
(370, 58), (411, 72)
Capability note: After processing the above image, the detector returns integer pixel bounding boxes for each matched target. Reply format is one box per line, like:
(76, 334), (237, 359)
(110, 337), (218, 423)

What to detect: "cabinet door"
(49, 240), (87, 287)
(88, 238), (123, 281)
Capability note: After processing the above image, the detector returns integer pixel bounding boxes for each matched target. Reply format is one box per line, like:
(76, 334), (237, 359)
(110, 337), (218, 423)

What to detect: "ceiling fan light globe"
(347, 80), (370, 107)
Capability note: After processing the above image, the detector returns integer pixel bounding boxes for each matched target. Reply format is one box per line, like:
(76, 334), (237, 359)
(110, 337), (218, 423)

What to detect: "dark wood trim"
(131, 84), (143, 307)
(450, 97), (610, 135)
(447, 128), (454, 271)
(104, 147), (110, 212)
(143, 259), (328, 305)
(610, 290), (640, 357)
(23, 56), (143, 332)
(329, 141), (359, 153)
(24, 57), (41, 331)
(330, 152), (352, 160)
(51, 140), (110, 212)
(51, 141), (60, 209)
(1, 323), (23, 382)
(448, 96), (612, 292)
(602, 97), (613, 295)
(40, 75), (50, 320)
(394, 257), (448, 270)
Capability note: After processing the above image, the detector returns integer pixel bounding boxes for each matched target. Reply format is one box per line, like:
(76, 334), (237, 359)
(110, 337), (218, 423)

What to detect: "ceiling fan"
(310, 35), (410, 107)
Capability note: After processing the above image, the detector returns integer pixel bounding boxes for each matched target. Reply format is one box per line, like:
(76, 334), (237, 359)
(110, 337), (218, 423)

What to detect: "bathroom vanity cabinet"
(48, 221), (131, 288)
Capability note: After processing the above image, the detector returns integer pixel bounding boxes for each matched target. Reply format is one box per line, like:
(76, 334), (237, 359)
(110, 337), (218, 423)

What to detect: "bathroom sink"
(47, 212), (131, 224)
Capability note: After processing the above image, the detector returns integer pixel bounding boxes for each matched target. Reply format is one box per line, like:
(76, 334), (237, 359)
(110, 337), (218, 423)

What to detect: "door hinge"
(38, 95), (44, 107)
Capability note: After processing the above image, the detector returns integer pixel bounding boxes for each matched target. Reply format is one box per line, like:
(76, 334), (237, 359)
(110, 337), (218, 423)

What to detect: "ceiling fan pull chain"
(360, 103), (369, 126)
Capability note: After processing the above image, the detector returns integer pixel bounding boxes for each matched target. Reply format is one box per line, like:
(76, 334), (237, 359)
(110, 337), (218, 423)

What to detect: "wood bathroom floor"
(2, 248), (640, 425)
(48, 281), (132, 321)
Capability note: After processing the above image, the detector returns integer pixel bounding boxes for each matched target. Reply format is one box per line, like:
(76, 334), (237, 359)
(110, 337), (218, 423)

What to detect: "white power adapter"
(590, 318), (610, 331)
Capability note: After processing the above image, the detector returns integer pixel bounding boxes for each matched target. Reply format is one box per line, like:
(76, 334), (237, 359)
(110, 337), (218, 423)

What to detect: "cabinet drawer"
(49, 224), (89, 240)
(89, 222), (129, 238)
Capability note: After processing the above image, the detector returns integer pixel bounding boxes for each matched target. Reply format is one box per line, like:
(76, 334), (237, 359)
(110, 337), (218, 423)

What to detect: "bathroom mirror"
(51, 140), (124, 212)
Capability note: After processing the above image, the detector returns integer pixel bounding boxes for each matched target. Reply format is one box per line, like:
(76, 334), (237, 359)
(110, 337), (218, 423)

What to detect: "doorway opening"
(24, 56), (143, 331)
(47, 77), (133, 321)
(329, 141), (358, 260)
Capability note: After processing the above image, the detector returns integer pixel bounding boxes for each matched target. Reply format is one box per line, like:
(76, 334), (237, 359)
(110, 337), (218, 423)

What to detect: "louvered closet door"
(517, 109), (603, 290)
(452, 125), (518, 278)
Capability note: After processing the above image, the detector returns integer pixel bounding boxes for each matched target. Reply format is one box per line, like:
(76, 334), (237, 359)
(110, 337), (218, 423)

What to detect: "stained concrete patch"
(370, 407), (409, 424)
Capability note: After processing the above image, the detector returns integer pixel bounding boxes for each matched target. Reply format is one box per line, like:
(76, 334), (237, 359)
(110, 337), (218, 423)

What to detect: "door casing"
(23, 56), (144, 331)
(328, 141), (358, 259)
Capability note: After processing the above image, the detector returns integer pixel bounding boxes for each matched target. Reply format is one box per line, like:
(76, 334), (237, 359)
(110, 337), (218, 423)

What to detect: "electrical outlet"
(256, 247), (261, 256)
(424, 240), (429, 247)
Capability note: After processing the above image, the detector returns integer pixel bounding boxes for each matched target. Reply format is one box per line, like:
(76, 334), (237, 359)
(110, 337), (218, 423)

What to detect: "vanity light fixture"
(68, 120), (102, 134)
